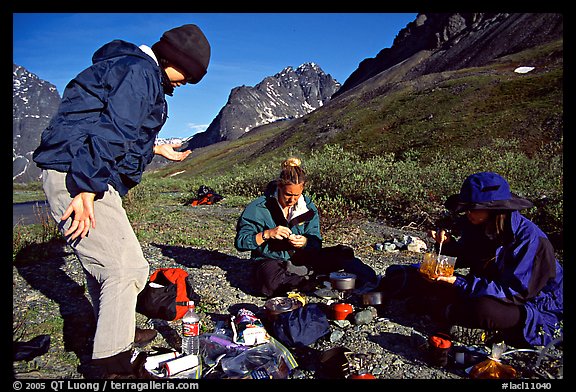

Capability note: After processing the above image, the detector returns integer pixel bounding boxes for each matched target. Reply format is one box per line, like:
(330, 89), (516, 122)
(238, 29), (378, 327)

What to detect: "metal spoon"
(437, 228), (447, 257)
(435, 231), (444, 276)
(438, 238), (443, 257)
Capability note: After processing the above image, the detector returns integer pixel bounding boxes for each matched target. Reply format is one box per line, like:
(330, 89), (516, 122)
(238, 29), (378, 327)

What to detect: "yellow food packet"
(287, 291), (307, 307)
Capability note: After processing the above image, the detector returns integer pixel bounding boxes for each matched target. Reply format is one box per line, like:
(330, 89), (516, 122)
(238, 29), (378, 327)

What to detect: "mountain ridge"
(146, 12), (562, 180)
(12, 61), (340, 181)
(13, 64), (61, 183)
(183, 62), (340, 150)
(12, 13), (563, 186)
(334, 13), (563, 98)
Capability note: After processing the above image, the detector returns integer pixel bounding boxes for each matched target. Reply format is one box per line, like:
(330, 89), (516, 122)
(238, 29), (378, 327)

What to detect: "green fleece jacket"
(234, 187), (322, 261)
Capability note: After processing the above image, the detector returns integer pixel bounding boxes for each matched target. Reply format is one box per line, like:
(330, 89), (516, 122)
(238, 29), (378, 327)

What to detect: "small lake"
(13, 200), (51, 227)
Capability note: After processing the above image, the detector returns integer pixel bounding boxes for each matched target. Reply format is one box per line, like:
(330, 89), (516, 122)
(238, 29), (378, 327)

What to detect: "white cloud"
(187, 123), (209, 135)
(158, 123), (209, 139)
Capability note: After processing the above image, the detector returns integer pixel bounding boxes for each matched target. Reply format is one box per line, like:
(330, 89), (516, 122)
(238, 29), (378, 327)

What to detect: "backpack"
(189, 185), (223, 206)
(136, 268), (197, 321)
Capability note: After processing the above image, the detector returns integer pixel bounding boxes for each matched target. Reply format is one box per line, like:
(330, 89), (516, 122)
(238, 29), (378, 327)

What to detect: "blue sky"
(13, 13), (418, 139)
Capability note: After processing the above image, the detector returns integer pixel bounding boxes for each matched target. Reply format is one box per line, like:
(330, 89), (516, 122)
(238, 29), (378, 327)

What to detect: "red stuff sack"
(136, 268), (196, 321)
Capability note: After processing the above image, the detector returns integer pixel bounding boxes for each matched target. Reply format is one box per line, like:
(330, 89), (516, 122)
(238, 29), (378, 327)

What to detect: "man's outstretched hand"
(154, 143), (191, 161)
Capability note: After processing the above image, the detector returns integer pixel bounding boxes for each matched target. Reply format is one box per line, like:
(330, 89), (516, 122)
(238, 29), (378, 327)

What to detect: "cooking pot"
(361, 292), (385, 306)
(329, 272), (357, 291)
(264, 296), (301, 319)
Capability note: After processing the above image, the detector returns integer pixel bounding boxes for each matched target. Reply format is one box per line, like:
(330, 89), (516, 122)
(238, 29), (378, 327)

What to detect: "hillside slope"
(148, 38), (562, 179)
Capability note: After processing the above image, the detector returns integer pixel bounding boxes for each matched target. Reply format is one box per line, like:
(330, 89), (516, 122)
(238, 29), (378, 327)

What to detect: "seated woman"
(235, 157), (377, 297)
(378, 171), (563, 348)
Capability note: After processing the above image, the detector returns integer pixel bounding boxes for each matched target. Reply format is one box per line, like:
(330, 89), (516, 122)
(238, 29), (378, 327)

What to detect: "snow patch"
(514, 66), (535, 74)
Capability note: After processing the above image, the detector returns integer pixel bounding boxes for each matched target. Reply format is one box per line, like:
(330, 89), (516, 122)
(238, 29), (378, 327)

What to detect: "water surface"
(13, 200), (50, 227)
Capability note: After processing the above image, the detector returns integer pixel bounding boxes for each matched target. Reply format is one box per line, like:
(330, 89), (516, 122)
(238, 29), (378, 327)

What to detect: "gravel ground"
(12, 204), (563, 381)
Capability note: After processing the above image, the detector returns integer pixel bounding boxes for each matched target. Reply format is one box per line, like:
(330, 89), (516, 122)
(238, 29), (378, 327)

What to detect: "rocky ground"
(12, 204), (563, 382)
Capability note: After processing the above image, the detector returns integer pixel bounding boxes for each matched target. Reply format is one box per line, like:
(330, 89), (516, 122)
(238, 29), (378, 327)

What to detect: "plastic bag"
(220, 341), (290, 379)
(199, 333), (248, 366)
(470, 342), (517, 379)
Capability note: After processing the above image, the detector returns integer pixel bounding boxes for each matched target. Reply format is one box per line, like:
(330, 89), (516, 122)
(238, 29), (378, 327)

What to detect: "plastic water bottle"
(181, 301), (200, 355)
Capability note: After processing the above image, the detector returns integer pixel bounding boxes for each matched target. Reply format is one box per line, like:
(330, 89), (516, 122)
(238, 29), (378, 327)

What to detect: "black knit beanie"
(152, 24), (210, 84)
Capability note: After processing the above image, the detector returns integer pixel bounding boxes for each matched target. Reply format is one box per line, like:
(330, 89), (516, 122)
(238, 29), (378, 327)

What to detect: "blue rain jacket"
(445, 211), (563, 347)
(235, 183), (322, 261)
(33, 40), (167, 196)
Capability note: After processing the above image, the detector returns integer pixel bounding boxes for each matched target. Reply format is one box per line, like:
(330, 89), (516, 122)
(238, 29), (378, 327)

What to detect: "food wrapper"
(231, 308), (270, 346)
(287, 291), (307, 306)
(469, 342), (517, 379)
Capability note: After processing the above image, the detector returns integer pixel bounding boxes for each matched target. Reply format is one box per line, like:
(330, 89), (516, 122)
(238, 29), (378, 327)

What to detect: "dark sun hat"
(445, 172), (534, 213)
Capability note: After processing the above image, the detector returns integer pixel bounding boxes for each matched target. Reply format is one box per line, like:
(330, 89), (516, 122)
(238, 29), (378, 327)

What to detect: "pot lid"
(329, 271), (357, 281)
(265, 297), (300, 312)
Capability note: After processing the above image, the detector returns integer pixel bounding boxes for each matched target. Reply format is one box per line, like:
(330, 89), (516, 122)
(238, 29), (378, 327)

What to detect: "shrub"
(188, 140), (562, 250)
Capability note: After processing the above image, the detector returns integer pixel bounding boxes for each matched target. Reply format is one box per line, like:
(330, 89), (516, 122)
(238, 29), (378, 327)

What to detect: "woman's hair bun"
(282, 157), (301, 168)
(278, 157), (306, 185)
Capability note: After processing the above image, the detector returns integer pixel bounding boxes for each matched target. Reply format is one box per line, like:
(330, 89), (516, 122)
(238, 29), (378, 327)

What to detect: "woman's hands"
(260, 225), (308, 248)
(287, 234), (307, 248)
(267, 225), (292, 240)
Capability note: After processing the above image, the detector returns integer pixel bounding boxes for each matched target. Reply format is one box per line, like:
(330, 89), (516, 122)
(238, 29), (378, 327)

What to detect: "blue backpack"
(271, 303), (330, 347)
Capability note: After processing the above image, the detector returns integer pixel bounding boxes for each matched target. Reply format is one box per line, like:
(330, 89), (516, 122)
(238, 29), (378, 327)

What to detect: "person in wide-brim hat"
(376, 170), (562, 350)
(444, 171), (534, 213)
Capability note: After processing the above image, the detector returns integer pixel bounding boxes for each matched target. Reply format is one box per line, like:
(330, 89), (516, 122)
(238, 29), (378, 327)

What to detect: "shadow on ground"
(13, 240), (96, 377)
(152, 243), (260, 297)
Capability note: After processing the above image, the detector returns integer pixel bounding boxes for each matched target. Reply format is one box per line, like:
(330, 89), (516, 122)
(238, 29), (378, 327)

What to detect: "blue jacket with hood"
(442, 211), (563, 347)
(33, 40), (167, 197)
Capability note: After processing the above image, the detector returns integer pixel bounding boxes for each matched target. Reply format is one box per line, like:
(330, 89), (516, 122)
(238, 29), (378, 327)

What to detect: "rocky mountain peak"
(334, 13), (562, 97)
(183, 62), (340, 150)
(13, 64), (61, 183)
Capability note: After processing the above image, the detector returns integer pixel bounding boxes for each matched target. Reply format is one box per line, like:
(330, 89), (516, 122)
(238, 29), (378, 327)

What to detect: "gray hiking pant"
(42, 169), (149, 360)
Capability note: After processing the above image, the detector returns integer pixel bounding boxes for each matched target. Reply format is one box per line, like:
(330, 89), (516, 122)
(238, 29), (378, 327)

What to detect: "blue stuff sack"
(271, 303), (330, 347)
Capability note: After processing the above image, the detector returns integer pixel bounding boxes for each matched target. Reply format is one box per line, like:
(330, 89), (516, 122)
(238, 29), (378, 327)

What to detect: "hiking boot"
(104, 372), (138, 379)
(91, 349), (162, 379)
(102, 352), (161, 379)
(91, 350), (135, 379)
(134, 327), (157, 348)
(449, 325), (498, 346)
(131, 352), (162, 379)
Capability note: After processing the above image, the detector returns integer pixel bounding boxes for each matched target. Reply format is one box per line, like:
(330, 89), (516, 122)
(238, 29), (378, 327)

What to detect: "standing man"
(33, 24), (210, 378)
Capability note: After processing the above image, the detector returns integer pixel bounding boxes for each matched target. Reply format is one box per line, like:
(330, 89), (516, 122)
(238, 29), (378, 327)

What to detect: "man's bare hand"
(435, 275), (457, 284)
(153, 143), (191, 161)
(62, 192), (96, 240)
